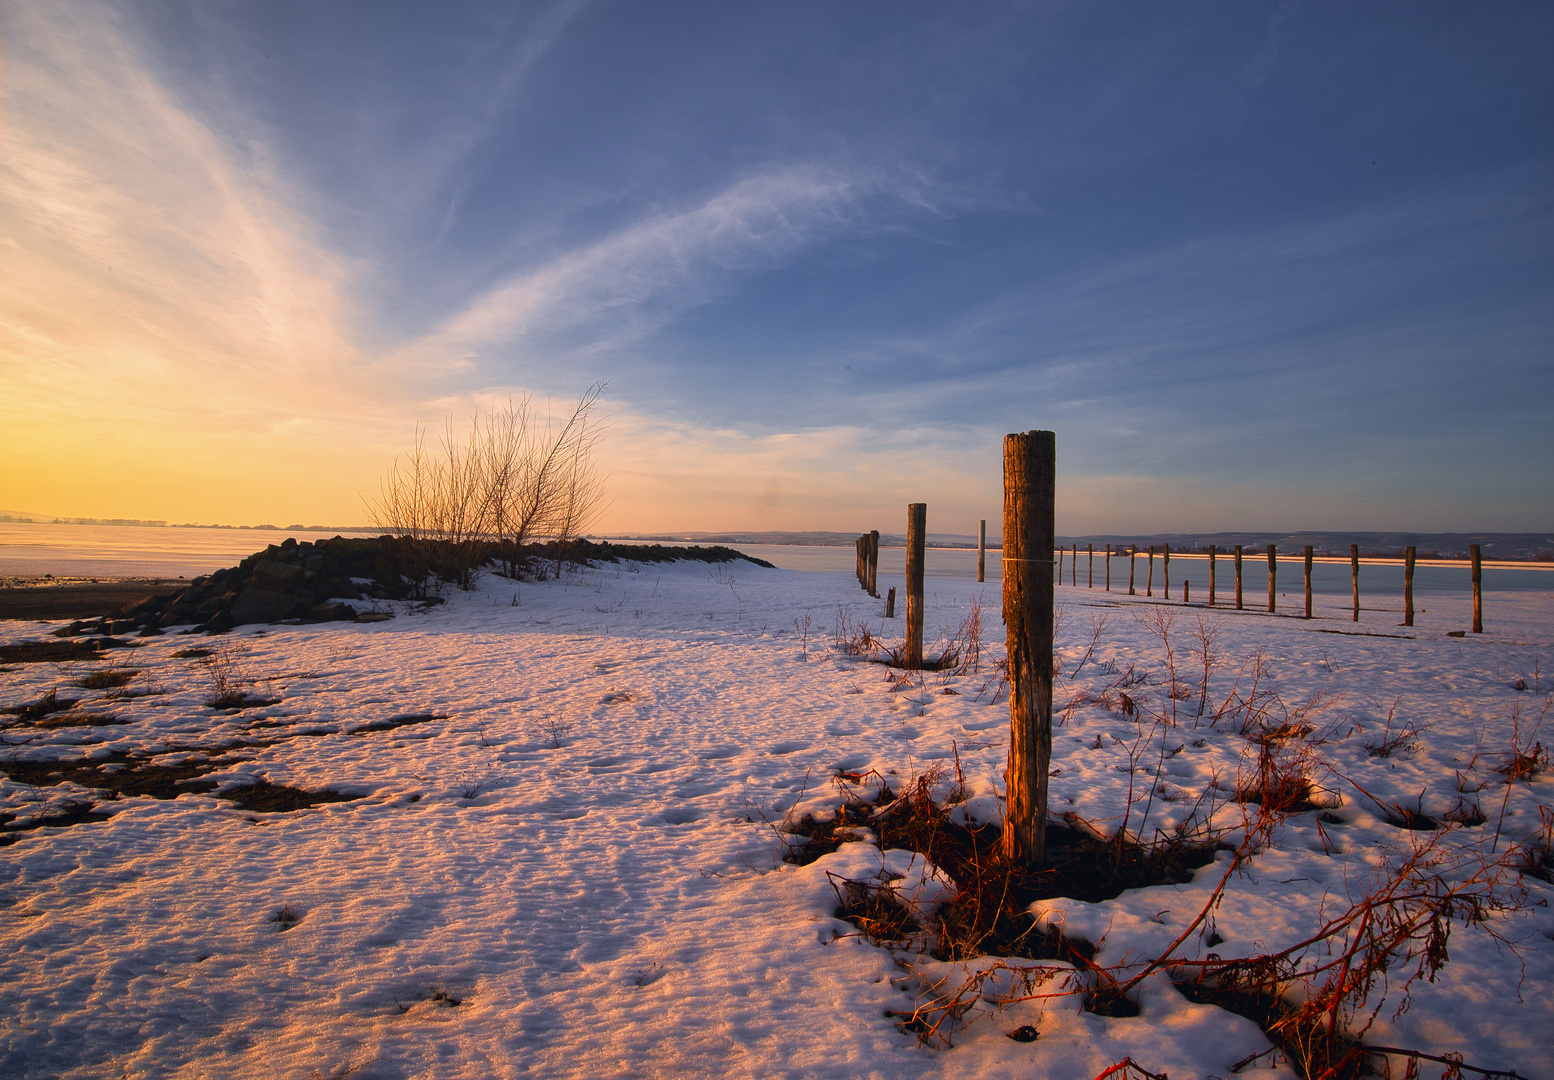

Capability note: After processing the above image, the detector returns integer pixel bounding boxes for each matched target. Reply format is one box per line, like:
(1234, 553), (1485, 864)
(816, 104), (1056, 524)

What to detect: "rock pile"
(55, 536), (404, 636)
(48, 535), (773, 636)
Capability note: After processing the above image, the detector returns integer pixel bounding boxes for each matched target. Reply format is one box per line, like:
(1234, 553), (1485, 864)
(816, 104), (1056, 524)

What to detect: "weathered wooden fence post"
(1350, 544), (1360, 622)
(1404, 546), (1416, 627)
(1105, 543), (1111, 591)
(1087, 542), (1094, 588)
(1184, 580), (1190, 604)
(1129, 545), (1136, 595)
(1056, 544), (1063, 584)
(855, 536), (863, 587)
(1208, 544), (1217, 607)
(977, 519), (986, 583)
(1071, 543), (1078, 587)
(868, 530), (880, 597)
(1163, 542), (1171, 601)
(1471, 543), (1483, 633)
(1267, 544), (1277, 613)
(905, 504), (927, 668)
(1146, 545), (1155, 597)
(1304, 545), (1313, 620)
(1001, 430), (1054, 868)
(886, 587), (896, 619)
(1235, 544), (1244, 610)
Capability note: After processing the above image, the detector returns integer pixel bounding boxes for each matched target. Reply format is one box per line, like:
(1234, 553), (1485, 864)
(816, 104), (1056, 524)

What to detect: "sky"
(2, 1), (1551, 535)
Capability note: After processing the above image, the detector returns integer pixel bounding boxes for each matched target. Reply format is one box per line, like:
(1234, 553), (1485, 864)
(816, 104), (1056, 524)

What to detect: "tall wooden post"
(1071, 543), (1078, 587)
(1146, 546), (1155, 597)
(1128, 546), (1136, 595)
(1471, 543), (1483, 633)
(1404, 546), (1416, 627)
(1087, 542), (1094, 588)
(868, 530), (880, 597)
(1304, 546), (1313, 620)
(1235, 545), (1244, 610)
(906, 504), (927, 668)
(977, 520), (986, 583)
(1001, 431), (1054, 868)
(1056, 544), (1063, 584)
(1208, 544), (1217, 606)
(1267, 544), (1277, 613)
(1105, 544), (1111, 591)
(1350, 544), (1360, 622)
(1163, 542), (1171, 601)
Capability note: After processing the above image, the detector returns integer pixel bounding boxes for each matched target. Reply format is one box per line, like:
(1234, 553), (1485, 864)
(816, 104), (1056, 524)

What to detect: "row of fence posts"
(840, 434), (1493, 871)
(1053, 540), (1485, 631)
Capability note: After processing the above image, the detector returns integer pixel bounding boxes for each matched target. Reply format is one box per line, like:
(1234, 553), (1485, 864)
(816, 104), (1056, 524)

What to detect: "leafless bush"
(1363, 695), (1421, 758)
(532, 716), (572, 749)
(201, 642), (276, 709)
(367, 384), (609, 591)
(1168, 832), (1531, 1080)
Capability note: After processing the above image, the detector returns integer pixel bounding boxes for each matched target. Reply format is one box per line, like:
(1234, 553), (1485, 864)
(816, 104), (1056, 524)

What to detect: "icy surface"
(1, 561), (1550, 1079)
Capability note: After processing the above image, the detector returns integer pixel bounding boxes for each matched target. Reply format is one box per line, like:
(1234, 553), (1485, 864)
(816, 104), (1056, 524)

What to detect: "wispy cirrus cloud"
(393, 165), (878, 386)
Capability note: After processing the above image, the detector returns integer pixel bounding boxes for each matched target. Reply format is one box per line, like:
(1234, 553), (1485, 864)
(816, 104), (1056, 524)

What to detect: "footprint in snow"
(599, 691), (633, 705)
(768, 740), (810, 755)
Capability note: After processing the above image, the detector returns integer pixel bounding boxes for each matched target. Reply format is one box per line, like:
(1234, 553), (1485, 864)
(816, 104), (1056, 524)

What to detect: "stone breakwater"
(51, 536), (408, 636)
(44, 536), (775, 636)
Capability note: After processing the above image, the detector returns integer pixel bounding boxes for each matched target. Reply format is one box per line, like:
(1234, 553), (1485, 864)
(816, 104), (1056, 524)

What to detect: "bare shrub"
(1169, 833), (1531, 1080)
(367, 384), (609, 591)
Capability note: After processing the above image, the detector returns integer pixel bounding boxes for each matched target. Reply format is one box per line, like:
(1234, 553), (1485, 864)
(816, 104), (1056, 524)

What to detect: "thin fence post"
(1471, 543), (1483, 633)
(1071, 543), (1077, 587)
(1105, 543), (1111, 591)
(1000, 430), (1054, 869)
(1087, 542), (1094, 588)
(1304, 546), (1313, 620)
(1267, 544), (1277, 613)
(1235, 544), (1244, 610)
(1351, 544), (1360, 622)
(1129, 546), (1136, 595)
(1404, 546), (1416, 627)
(1147, 546), (1154, 597)
(906, 504), (927, 668)
(886, 587), (896, 619)
(1056, 544), (1063, 584)
(1163, 542), (1171, 600)
(1184, 580), (1190, 604)
(978, 520), (986, 584)
(1208, 544), (1217, 607)
(868, 530), (880, 597)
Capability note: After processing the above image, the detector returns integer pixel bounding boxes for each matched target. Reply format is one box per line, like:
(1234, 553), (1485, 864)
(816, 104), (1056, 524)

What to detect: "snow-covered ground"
(1, 560), (1550, 1080)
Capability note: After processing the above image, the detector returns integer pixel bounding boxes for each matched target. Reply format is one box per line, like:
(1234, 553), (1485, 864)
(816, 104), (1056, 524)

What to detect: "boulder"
(230, 587), (300, 625)
(307, 602), (357, 622)
(251, 560), (304, 592)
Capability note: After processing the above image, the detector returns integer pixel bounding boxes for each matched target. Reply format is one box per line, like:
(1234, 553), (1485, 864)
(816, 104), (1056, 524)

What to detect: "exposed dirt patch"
(2, 690), (82, 722)
(76, 668), (139, 690)
(0, 753), (227, 799)
(0, 580), (185, 621)
(29, 712), (132, 730)
(0, 800), (112, 846)
(0, 638), (137, 664)
(220, 779), (358, 812)
(349, 713), (443, 735)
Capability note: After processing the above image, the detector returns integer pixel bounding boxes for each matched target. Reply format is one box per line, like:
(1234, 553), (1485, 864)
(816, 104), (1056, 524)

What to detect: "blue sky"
(3, 1), (1550, 532)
